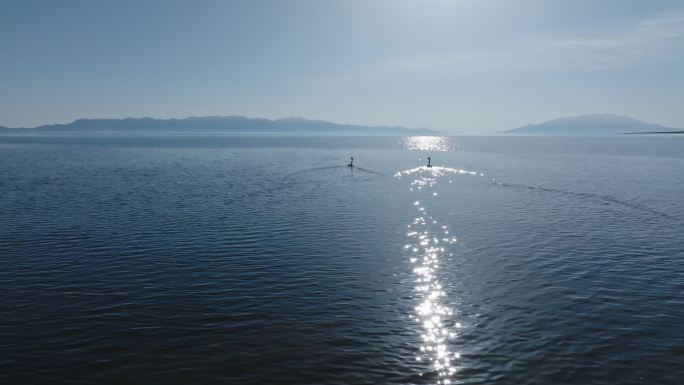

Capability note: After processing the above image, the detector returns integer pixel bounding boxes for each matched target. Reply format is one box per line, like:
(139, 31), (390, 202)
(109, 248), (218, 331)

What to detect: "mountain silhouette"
(507, 113), (682, 135)
(0, 116), (437, 135)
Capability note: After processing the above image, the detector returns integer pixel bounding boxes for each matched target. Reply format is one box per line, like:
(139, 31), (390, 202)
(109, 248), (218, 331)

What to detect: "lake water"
(1, 135), (683, 384)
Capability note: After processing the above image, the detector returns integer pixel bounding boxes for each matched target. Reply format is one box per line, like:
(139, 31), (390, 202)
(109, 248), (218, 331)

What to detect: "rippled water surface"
(1, 135), (683, 384)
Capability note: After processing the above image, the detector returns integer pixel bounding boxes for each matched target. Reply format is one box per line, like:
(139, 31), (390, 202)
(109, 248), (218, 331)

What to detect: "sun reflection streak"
(397, 163), (484, 384)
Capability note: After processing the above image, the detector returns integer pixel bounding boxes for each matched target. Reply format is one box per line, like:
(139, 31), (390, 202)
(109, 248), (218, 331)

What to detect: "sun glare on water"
(402, 136), (456, 152)
(396, 164), (484, 384)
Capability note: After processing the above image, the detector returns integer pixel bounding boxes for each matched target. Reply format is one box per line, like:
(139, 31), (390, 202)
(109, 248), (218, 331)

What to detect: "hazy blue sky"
(2, 0), (683, 132)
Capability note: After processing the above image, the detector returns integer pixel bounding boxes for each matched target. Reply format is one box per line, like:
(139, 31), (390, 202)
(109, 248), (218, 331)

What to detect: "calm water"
(1, 135), (683, 384)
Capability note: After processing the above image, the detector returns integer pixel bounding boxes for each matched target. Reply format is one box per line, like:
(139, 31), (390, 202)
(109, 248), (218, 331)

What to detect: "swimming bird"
(347, 157), (354, 167)
(427, 157), (432, 168)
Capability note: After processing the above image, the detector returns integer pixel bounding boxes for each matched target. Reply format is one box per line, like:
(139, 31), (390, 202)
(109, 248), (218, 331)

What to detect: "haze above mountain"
(0, 116), (436, 136)
(507, 113), (683, 135)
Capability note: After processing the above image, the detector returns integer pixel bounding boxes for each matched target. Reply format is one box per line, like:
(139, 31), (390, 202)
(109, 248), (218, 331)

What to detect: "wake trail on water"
(491, 179), (676, 220)
(289, 165), (384, 176)
(223, 165), (383, 207)
(394, 165), (483, 179)
(288, 165), (344, 175)
(350, 166), (384, 175)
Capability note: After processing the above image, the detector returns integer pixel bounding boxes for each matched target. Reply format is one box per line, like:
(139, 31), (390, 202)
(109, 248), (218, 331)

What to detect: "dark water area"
(1, 135), (683, 384)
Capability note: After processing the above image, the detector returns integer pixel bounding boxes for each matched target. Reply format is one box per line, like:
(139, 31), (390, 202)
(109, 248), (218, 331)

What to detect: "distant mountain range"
(0, 116), (436, 136)
(507, 113), (683, 135)
(3, 113), (681, 136)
